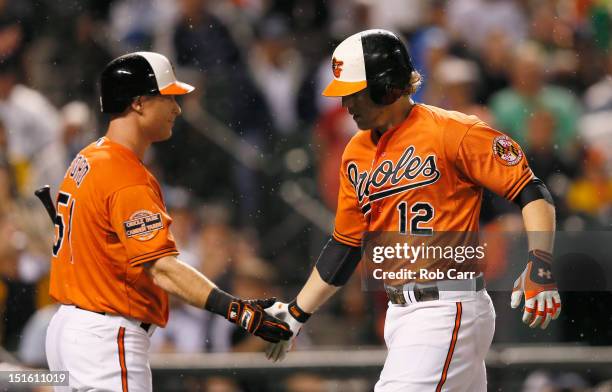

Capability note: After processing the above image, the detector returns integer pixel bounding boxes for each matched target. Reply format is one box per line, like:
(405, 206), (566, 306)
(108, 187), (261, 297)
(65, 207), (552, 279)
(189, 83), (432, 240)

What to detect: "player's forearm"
(521, 199), (555, 252)
(296, 268), (341, 314)
(294, 238), (361, 313)
(146, 255), (216, 308)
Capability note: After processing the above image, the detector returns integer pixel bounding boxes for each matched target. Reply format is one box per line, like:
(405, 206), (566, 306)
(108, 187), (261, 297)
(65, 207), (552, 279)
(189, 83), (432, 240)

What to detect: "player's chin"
(353, 117), (372, 130)
(154, 126), (173, 142)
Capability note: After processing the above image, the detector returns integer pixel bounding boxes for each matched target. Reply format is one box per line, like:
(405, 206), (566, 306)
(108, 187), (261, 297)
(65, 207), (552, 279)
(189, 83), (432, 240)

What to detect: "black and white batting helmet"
(100, 51), (194, 113)
(322, 29), (415, 105)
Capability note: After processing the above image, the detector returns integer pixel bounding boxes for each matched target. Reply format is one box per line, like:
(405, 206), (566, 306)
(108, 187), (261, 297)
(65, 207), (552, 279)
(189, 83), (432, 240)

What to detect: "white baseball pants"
(46, 305), (155, 392)
(375, 290), (495, 392)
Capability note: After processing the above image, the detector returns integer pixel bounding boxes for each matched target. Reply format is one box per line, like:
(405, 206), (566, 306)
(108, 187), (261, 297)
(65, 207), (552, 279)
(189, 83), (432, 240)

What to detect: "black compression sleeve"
(315, 237), (362, 287)
(204, 287), (234, 318)
(513, 178), (554, 208)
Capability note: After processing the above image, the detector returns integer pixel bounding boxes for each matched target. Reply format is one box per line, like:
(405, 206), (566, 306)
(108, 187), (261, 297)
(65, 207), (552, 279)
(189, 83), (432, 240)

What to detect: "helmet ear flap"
(367, 78), (386, 105)
(369, 78), (405, 105)
(102, 98), (132, 114)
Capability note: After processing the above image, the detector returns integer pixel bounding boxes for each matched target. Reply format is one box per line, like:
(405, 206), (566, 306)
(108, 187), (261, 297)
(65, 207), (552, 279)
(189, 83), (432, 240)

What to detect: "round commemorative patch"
(492, 135), (523, 166)
(123, 210), (164, 241)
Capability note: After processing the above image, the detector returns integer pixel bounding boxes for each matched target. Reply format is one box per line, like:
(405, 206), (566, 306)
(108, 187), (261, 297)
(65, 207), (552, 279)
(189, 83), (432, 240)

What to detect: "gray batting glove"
(264, 301), (306, 362)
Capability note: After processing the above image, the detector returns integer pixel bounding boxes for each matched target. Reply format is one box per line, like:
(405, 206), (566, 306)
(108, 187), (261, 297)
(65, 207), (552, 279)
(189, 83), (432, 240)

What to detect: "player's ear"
(131, 97), (144, 115)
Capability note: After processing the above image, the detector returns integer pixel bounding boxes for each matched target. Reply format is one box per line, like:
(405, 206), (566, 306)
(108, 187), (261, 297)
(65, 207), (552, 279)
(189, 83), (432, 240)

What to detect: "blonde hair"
(407, 70), (423, 95)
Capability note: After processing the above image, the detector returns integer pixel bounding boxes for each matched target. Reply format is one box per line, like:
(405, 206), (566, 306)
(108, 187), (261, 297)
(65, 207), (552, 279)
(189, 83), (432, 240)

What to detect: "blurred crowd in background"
(0, 0), (611, 390)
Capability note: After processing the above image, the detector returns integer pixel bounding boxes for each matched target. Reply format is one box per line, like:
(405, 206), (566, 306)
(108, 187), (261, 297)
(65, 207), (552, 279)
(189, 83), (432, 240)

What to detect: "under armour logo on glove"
(511, 250), (562, 329)
(537, 268), (552, 280)
(228, 302), (240, 322)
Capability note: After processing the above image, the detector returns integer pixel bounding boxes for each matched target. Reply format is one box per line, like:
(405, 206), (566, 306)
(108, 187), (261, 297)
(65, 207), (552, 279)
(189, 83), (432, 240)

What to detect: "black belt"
(76, 306), (152, 333)
(385, 274), (485, 305)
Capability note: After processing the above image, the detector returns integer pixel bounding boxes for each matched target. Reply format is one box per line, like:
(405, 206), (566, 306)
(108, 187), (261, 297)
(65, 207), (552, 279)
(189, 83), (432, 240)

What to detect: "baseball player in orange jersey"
(265, 30), (561, 391)
(44, 52), (292, 391)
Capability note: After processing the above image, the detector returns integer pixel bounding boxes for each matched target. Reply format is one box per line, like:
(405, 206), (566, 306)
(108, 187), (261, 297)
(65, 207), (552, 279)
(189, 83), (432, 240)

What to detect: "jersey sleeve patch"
(123, 210), (163, 241)
(492, 135), (523, 166)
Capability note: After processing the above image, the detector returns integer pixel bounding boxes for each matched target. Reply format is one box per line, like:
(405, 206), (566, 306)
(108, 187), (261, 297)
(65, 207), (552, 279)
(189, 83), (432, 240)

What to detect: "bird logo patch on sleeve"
(123, 210), (163, 241)
(492, 135), (523, 166)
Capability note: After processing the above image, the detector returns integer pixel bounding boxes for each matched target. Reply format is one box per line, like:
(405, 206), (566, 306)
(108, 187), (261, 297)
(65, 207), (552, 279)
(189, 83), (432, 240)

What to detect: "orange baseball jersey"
(49, 136), (178, 327)
(333, 104), (534, 247)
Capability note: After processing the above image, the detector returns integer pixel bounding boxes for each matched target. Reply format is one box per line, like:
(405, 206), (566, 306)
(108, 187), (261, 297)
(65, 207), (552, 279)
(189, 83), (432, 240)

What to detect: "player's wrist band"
(204, 287), (235, 318)
(288, 299), (311, 323)
(529, 249), (553, 264)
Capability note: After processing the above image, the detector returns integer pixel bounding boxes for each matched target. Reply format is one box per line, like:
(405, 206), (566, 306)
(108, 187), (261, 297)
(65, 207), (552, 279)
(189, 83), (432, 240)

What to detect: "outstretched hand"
(228, 297), (294, 343)
(511, 250), (561, 329)
(264, 301), (308, 362)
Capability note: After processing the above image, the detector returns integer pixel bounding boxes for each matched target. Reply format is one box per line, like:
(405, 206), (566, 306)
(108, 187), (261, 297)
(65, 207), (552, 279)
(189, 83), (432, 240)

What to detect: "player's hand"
(511, 250), (561, 329)
(228, 297), (293, 343)
(264, 300), (308, 362)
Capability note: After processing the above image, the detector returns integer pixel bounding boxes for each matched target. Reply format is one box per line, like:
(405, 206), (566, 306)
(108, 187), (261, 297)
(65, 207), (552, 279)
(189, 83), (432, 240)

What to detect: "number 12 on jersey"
(397, 201), (434, 235)
(52, 192), (75, 257)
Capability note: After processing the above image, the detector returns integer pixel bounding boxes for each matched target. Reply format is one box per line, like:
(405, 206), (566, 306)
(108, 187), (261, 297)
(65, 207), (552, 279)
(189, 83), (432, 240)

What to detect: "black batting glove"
(205, 288), (293, 343)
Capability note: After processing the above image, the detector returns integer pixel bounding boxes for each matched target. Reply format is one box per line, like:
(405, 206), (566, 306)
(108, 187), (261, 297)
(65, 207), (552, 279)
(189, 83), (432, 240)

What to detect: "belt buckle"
(385, 285), (407, 305)
(414, 283), (439, 302)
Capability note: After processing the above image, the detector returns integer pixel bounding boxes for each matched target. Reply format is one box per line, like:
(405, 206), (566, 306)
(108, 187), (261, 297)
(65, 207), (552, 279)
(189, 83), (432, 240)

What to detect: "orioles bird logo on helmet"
(332, 57), (344, 78)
